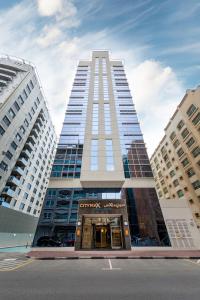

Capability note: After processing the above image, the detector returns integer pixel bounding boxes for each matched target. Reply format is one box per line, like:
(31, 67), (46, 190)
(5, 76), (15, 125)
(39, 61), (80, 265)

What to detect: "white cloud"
(37, 0), (63, 16)
(126, 60), (184, 156)
(0, 1), (186, 158)
(36, 25), (62, 47)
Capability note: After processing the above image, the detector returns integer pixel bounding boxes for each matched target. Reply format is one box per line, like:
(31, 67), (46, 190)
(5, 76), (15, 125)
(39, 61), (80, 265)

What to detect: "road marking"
(0, 259), (34, 272)
(3, 258), (17, 261)
(184, 259), (200, 267)
(102, 259), (121, 271)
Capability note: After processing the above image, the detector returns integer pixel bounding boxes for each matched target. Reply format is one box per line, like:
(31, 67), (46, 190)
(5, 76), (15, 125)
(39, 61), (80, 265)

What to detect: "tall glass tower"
(34, 51), (170, 249)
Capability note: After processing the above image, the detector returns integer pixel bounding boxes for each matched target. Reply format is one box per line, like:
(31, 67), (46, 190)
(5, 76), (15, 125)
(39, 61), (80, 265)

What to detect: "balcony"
(17, 157), (28, 167)
(39, 113), (45, 122)
(7, 176), (20, 186)
(36, 117), (43, 127)
(21, 149), (31, 159)
(1, 186), (15, 198)
(34, 123), (40, 132)
(32, 128), (39, 139)
(25, 142), (34, 152)
(28, 135), (36, 145)
(12, 166), (24, 176)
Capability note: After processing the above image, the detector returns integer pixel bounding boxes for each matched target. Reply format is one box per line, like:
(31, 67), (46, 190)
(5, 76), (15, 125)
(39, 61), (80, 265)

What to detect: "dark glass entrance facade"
(81, 216), (123, 249)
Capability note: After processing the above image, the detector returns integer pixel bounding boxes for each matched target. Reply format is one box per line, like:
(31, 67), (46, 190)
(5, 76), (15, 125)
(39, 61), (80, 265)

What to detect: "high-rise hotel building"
(34, 51), (169, 249)
(0, 56), (56, 247)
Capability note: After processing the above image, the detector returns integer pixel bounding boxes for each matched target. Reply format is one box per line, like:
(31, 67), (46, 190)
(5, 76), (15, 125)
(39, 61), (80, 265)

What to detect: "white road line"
(108, 259), (112, 270)
(197, 259), (200, 264)
(184, 259), (200, 266)
(3, 258), (17, 261)
(102, 259), (121, 271)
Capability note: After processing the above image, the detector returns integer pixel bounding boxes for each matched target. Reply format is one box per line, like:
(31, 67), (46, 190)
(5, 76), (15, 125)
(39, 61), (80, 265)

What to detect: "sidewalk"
(27, 247), (200, 259)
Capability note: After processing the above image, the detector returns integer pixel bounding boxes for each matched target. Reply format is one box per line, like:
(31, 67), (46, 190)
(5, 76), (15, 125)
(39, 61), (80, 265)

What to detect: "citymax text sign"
(79, 202), (126, 209)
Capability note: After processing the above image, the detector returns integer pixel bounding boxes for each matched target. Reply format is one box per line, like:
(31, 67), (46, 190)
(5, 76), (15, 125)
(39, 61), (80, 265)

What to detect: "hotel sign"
(79, 201), (126, 209)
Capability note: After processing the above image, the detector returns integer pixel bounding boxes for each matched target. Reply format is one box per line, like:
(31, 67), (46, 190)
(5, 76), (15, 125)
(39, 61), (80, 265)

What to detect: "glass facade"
(111, 65), (153, 178)
(51, 65), (90, 179)
(34, 51), (169, 249)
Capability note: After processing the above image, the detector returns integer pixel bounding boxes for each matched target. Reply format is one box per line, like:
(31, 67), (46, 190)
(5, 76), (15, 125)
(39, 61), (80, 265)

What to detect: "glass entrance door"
(95, 225), (111, 248)
(111, 227), (122, 249)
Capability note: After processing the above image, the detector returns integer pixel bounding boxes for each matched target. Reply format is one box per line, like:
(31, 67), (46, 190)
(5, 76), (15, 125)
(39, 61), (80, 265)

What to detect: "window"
(173, 140), (180, 149)
(177, 190), (184, 198)
(24, 119), (29, 127)
(0, 161), (8, 171)
(23, 89), (28, 99)
(186, 168), (195, 177)
(19, 203), (25, 210)
(166, 161), (171, 169)
(105, 139), (114, 171)
(27, 183), (31, 190)
(187, 104), (197, 117)
(5, 151), (13, 160)
(181, 128), (189, 139)
(92, 104), (98, 134)
(44, 212), (51, 219)
(163, 187), (168, 194)
(104, 103), (111, 134)
(170, 132), (176, 140)
(192, 146), (200, 158)
(20, 125), (25, 134)
(14, 101), (20, 111)
(11, 141), (17, 150)
(192, 180), (200, 190)
(192, 112), (200, 126)
(18, 95), (24, 105)
(186, 137), (195, 148)
(27, 206), (31, 213)
(27, 84), (31, 94)
(9, 108), (16, 119)
(0, 125), (5, 136)
(173, 179), (179, 187)
(23, 192), (28, 199)
(3, 116), (11, 127)
(177, 120), (184, 130)
(181, 158), (189, 167)
(16, 133), (22, 142)
(177, 148), (184, 157)
(90, 139), (98, 170)
(30, 80), (34, 89)
(170, 170), (175, 177)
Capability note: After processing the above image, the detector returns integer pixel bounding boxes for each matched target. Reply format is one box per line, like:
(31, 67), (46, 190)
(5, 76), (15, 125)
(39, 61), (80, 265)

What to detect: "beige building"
(0, 55), (57, 247)
(151, 87), (200, 247)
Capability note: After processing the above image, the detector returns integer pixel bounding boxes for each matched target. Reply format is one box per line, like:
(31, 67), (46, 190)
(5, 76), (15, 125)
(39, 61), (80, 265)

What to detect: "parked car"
(37, 236), (62, 247)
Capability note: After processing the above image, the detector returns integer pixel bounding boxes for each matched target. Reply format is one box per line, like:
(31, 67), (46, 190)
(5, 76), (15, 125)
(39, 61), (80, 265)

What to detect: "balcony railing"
(17, 157), (28, 167)
(7, 176), (20, 186)
(2, 186), (15, 198)
(12, 166), (24, 176)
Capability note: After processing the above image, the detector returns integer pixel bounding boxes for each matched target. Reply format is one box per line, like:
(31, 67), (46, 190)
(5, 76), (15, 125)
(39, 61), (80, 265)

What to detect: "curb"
(26, 255), (200, 260)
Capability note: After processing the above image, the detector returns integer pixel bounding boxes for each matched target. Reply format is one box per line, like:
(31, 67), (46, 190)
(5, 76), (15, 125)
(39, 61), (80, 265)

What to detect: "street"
(0, 257), (200, 300)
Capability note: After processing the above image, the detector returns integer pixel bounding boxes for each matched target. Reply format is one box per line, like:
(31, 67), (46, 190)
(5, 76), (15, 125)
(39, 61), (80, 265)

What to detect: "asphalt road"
(0, 258), (200, 300)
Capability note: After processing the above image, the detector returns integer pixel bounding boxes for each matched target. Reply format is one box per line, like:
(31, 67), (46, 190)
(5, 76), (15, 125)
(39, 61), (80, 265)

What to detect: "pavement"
(27, 246), (200, 259)
(0, 258), (200, 299)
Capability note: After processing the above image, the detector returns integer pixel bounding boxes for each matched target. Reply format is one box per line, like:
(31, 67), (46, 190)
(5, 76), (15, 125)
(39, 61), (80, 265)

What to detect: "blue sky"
(0, 0), (199, 155)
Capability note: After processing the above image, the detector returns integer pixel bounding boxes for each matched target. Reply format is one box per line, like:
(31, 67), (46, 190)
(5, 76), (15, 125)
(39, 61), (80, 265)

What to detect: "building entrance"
(94, 225), (110, 248)
(81, 216), (123, 249)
